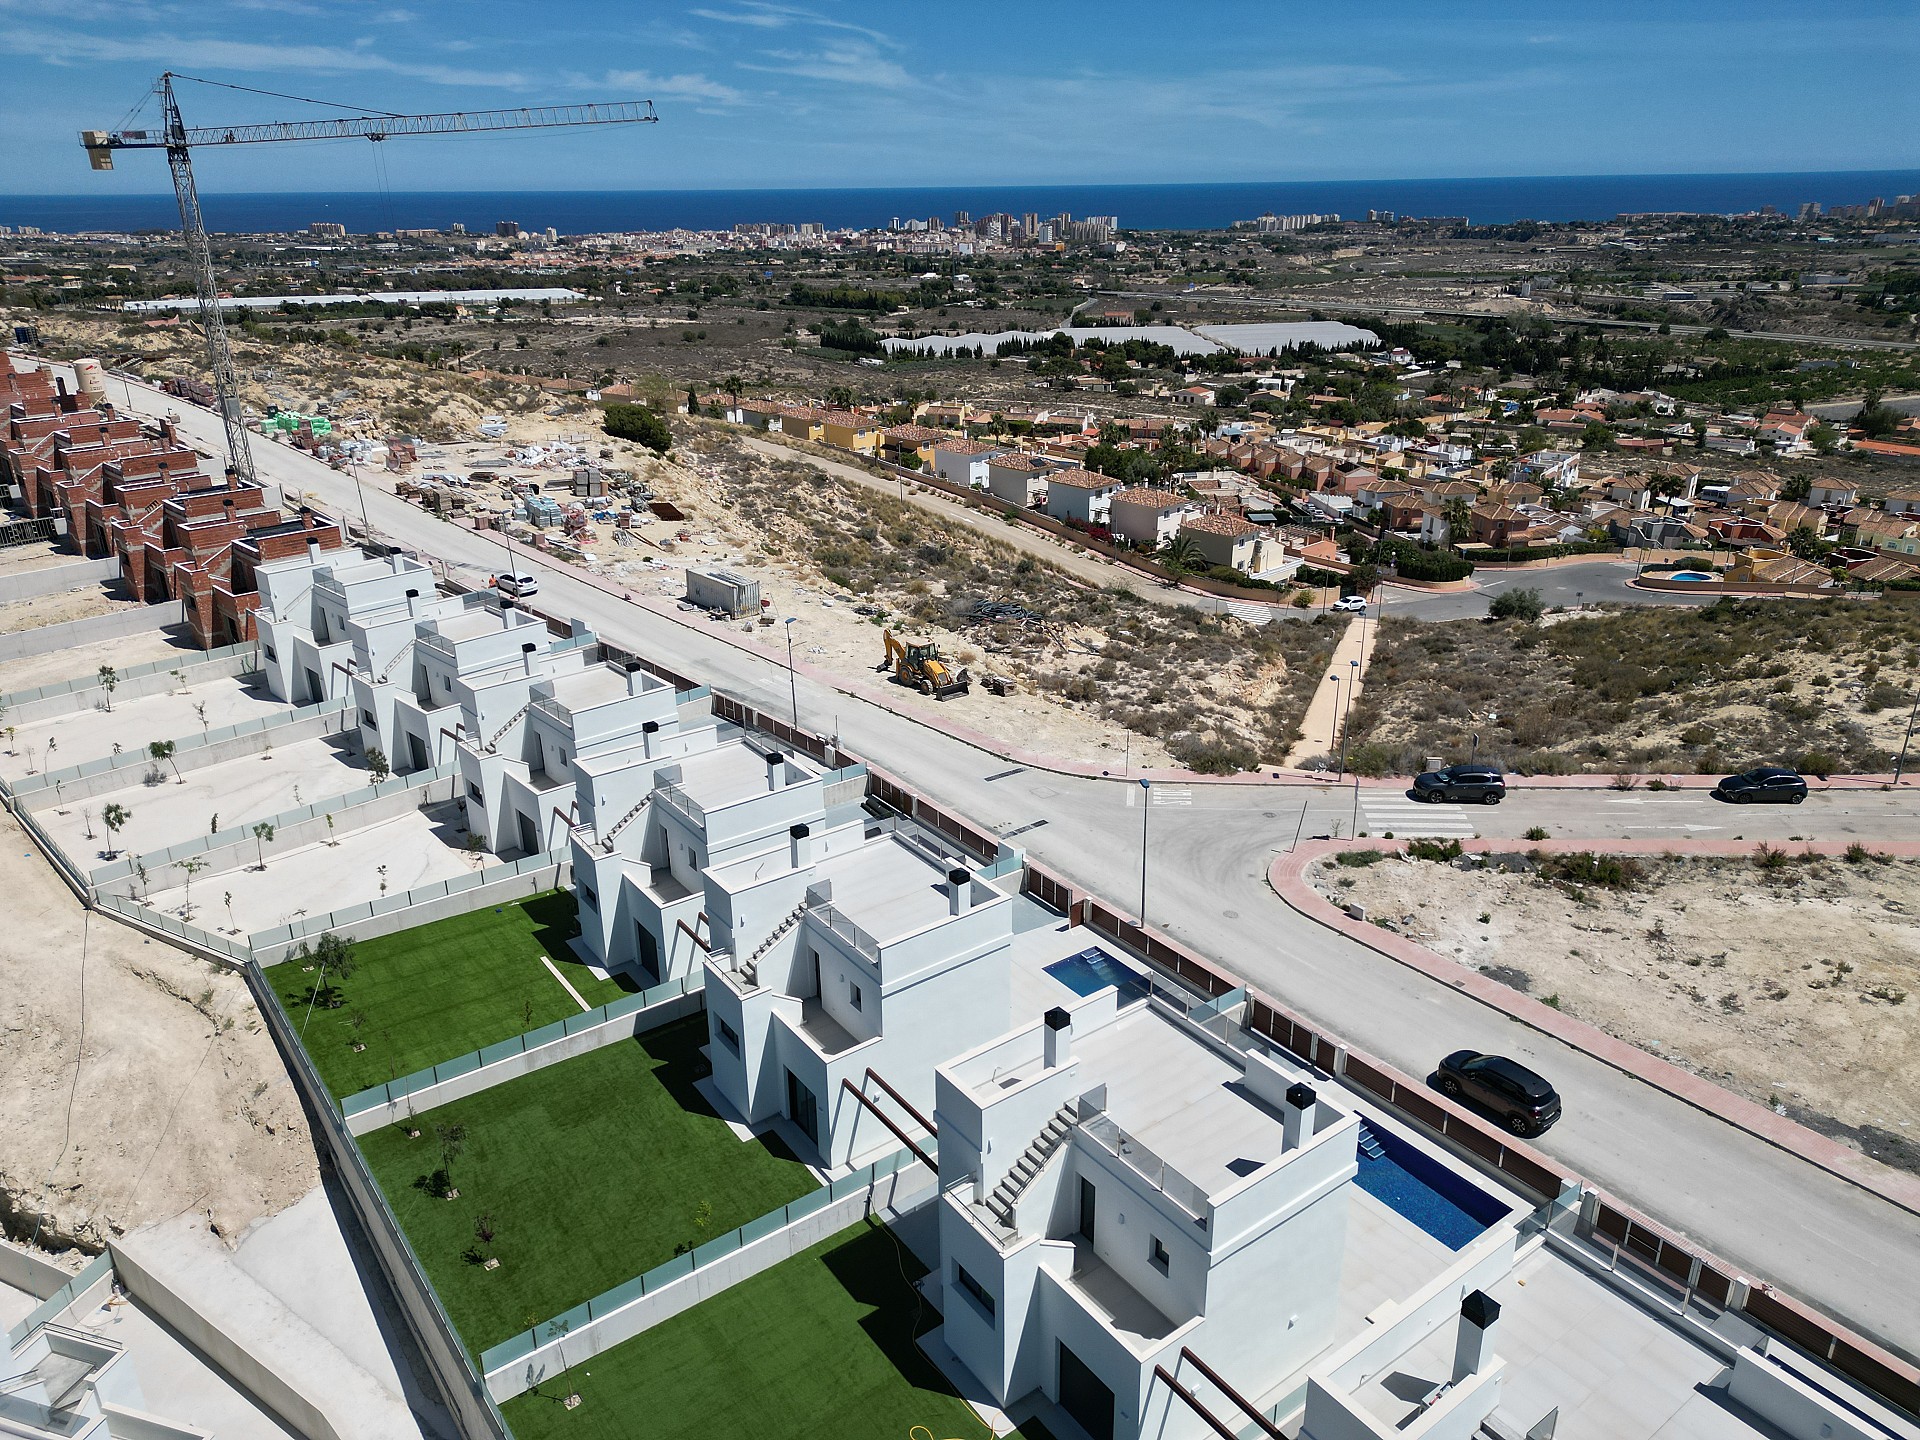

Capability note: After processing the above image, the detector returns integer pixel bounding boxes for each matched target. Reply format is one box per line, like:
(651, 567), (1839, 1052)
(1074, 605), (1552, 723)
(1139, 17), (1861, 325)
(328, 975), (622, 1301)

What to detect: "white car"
(1332, 594), (1368, 613)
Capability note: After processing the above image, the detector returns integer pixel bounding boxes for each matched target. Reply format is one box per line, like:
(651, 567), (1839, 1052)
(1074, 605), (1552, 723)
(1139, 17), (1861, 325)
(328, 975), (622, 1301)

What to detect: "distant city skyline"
(1, 1), (1915, 195)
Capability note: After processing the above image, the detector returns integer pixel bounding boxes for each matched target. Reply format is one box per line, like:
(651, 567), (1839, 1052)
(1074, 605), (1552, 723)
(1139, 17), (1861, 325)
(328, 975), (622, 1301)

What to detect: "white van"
(496, 572), (539, 599)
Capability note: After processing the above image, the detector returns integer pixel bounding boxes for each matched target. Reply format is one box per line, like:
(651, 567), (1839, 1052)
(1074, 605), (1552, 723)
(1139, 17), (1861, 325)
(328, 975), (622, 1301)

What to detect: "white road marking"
(1152, 787), (1193, 807)
(1360, 796), (1477, 837)
(542, 954), (592, 1011)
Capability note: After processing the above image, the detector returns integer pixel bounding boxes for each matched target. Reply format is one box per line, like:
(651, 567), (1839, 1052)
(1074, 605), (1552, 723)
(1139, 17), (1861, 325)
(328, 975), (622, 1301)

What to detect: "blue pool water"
(1354, 1122), (1511, 1250)
(1667, 572), (1716, 583)
(1045, 947), (1151, 1004)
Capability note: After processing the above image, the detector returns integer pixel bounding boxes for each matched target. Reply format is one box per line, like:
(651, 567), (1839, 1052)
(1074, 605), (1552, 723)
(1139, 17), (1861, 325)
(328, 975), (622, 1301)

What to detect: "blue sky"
(2, 0), (1915, 194)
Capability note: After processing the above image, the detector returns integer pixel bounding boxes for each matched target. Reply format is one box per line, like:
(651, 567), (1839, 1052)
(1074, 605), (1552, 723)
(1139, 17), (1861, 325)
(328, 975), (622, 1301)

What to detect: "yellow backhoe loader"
(877, 629), (972, 699)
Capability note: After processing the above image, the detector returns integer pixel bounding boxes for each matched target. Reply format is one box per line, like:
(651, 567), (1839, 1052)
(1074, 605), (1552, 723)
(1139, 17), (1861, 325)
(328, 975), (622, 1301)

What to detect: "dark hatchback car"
(1713, 767), (1808, 805)
(1437, 1051), (1562, 1135)
(1412, 765), (1507, 804)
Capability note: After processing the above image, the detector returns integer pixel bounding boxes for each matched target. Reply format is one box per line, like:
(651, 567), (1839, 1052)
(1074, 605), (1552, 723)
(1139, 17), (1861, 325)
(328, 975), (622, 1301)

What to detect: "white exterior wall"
(933, 446), (995, 488)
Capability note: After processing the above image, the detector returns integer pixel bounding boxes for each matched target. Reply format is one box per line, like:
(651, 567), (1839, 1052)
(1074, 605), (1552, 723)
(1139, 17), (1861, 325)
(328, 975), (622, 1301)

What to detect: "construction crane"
(81, 73), (656, 483)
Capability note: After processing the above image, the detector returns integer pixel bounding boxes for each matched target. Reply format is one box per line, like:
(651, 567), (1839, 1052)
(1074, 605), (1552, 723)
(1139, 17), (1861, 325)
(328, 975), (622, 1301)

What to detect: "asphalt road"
(69, 368), (1920, 1358)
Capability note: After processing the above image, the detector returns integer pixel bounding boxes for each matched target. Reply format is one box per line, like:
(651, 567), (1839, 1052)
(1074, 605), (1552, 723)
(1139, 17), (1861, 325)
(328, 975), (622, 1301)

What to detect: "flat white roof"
(812, 833), (976, 943)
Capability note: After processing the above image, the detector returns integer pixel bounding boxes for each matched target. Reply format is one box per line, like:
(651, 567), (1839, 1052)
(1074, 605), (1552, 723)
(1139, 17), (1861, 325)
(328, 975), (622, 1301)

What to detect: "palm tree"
(1158, 532), (1203, 581)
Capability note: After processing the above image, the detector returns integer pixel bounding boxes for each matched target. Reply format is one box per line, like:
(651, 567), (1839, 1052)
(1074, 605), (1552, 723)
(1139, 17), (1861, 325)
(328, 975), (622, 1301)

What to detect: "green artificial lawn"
(357, 1018), (818, 1357)
(264, 891), (638, 1098)
(500, 1217), (1053, 1440)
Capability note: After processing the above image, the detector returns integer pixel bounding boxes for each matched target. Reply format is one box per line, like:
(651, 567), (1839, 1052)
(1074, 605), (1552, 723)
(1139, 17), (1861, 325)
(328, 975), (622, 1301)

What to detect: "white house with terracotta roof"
(1109, 489), (1198, 550)
(933, 437), (1003, 489)
(1179, 512), (1266, 572)
(988, 452), (1050, 508)
(1043, 468), (1123, 527)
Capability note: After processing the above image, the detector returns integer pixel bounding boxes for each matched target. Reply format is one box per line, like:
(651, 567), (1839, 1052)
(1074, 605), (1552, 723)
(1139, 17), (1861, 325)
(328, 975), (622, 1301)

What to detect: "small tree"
(298, 931), (358, 1032)
(193, 700), (209, 737)
(434, 1120), (468, 1198)
(1489, 587), (1546, 623)
(251, 821), (275, 869)
(474, 1211), (498, 1266)
(366, 746), (391, 784)
(325, 813), (337, 845)
(82, 805), (95, 840)
(224, 890), (235, 931)
(149, 739), (180, 783)
(98, 665), (118, 712)
(209, 812), (219, 836)
(172, 856), (208, 915)
(348, 1008), (369, 1051)
(602, 402), (672, 453)
(102, 803), (131, 858)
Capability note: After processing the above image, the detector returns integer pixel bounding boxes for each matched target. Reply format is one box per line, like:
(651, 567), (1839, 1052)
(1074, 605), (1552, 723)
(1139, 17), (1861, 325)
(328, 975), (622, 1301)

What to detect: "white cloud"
(691, 2), (894, 48)
(0, 26), (532, 88)
(590, 68), (744, 105)
(743, 41), (913, 90)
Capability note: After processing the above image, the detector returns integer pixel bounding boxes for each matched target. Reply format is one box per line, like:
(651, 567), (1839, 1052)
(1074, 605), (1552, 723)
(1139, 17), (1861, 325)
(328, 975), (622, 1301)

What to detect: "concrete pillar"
(947, 866), (971, 915)
(1453, 1289), (1501, 1382)
(790, 822), (812, 869)
(1044, 1007), (1071, 1068)
(1282, 1083), (1316, 1150)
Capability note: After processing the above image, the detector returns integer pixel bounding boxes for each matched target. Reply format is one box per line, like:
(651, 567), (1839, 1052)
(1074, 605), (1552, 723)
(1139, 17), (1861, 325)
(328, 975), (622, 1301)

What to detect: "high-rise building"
(451, 222), (467, 235)
(308, 221), (347, 238)
(495, 220), (522, 238)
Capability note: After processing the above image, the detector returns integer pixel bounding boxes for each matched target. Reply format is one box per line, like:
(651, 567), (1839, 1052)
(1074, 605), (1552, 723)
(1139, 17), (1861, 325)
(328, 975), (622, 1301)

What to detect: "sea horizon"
(4, 169), (1919, 237)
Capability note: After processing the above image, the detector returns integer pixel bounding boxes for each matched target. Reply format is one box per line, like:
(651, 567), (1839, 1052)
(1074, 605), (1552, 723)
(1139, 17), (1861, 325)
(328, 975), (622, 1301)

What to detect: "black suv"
(1437, 1051), (1562, 1135)
(1712, 767), (1808, 805)
(1411, 765), (1506, 805)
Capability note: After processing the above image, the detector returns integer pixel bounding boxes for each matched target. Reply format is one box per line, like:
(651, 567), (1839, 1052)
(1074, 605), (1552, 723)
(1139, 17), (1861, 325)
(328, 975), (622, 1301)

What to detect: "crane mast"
(83, 74), (657, 485)
(158, 75), (255, 482)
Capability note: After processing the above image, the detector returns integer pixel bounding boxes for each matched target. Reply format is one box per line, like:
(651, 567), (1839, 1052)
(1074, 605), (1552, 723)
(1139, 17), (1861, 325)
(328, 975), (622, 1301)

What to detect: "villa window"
(362, 710), (377, 729)
(262, 644), (277, 662)
(1150, 1236), (1170, 1274)
(954, 1264), (995, 1323)
(467, 781), (483, 802)
(580, 884), (598, 912)
(716, 1017), (741, 1054)
(848, 982), (862, 1012)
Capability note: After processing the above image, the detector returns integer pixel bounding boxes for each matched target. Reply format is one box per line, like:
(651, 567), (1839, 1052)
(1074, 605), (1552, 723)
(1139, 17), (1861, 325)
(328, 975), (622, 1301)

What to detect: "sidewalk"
(1268, 836), (1920, 1219)
(1281, 616), (1375, 768)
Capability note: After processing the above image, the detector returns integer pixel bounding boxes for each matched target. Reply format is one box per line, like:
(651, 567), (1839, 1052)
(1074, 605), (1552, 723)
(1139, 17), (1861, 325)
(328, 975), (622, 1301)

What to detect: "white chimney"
(1043, 1007), (1071, 1068)
(765, 751), (784, 791)
(1282, 1082), (1316, 1150)
(790, 822), (812, 869)
(522, 640), (538, 676)
(1453, 1290), (1501, 1381)
(641, 719), (659, 758)
(946, 866), (971, 916)
(306, 537), (321, 562)
(405, 587), (421, 617)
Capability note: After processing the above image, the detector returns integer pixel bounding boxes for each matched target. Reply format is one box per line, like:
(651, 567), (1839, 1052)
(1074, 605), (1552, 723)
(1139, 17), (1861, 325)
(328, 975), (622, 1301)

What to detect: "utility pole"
(1896, 694), (1920, 784)
(1137, 779), (1152, 929)
(783, 618), (800, 730)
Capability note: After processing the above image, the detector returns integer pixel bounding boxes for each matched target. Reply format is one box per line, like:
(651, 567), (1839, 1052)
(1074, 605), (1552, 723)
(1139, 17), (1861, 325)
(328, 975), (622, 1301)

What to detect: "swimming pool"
(1354, 1121), (1511, 1250)
(1666, 571), (1716, 583)
(1045, 947), (1151, 1004)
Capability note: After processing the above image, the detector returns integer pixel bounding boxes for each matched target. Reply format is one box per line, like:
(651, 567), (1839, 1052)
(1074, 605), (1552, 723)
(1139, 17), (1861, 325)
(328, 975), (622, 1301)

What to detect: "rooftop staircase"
(985, 1101), (1078, 1229)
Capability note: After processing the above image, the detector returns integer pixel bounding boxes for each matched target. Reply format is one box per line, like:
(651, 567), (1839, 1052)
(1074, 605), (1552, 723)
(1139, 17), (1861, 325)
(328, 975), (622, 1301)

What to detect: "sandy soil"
(1312, 849), (1920, 1169)
(0, 586), (134, 636)
(0, 631), (196, 694)
(0, 543), (78, 579)
(0, 809), (316, 1261)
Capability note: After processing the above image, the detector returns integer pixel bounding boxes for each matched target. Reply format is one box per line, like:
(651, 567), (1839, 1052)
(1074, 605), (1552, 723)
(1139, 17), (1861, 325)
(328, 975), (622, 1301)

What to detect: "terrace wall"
(0, 642), (255, 724)
(0, 554), (120, 603)
(0, 603), (178, 662)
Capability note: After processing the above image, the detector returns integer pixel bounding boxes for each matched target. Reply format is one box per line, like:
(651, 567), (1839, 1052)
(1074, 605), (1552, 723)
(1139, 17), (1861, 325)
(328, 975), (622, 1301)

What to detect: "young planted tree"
(172, 856), (208, 915)
(101, 803), (131, 858)
(149, 739), (180, 783)
(193, 700), (210, 737)
(348, 1008), (369, 1051)
(97, 665), (118, 712)
(474, 1211), (498, 1269)
(298, 931), (358, 1032)
(365, 746), (391, 784)
(251, 822), (275, 869)
(434, 1120), (468, 1199)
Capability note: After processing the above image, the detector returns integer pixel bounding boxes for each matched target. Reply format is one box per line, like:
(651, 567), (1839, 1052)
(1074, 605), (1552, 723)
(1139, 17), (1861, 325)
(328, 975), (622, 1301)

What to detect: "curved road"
(53, 365), (1920, 1359)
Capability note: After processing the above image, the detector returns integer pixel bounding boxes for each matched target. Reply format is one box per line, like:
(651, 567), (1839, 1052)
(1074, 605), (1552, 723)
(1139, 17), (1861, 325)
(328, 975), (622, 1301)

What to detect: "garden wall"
(0, 604), (180, 662)
(0, 554), (120, 603)
(0, 643), (256, 724)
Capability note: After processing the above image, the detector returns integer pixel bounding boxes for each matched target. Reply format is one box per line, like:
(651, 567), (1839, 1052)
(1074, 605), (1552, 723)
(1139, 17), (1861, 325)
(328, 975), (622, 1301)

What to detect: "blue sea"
(4, 171), (1919, 237)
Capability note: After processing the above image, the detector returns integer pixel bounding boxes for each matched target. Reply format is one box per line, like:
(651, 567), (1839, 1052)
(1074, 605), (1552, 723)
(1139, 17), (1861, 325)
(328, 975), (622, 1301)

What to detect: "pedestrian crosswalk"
(1357, 793), (1479, 839)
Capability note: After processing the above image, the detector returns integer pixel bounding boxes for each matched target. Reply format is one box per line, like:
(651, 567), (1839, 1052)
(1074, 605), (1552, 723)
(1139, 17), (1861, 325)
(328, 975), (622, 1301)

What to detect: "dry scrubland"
(1315, 846), (1920, 1172)
(1345, 601), (1920, 776)
(679, 429), (1340, 771)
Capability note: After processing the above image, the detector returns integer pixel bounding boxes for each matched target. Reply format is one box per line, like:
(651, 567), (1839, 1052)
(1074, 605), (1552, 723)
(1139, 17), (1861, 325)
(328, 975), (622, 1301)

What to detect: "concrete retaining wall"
(104, 1239), (344, 1440)
(0, 603), (181, 662)
(481, 1161), (935, 1402)
(0, 555), (120, 603)
(14, 698), (349, 807)
(342, 978), (702, 1134)
(0, 1235), (82, 1301)
(0, 645), (256, 725)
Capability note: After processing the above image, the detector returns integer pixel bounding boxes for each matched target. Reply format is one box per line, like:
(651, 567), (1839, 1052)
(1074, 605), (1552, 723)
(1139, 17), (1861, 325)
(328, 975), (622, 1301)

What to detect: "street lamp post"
(1138, 778), (1152, 929)
(1327, 672), (1343, 773)
(1341, 658), (1359, 766)
(1896, 694), (1920, 784)
(783, 617), (800, 731)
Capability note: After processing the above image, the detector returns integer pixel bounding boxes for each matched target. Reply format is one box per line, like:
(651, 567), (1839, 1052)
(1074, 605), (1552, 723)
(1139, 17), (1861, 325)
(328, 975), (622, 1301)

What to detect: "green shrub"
(1489, 587), (1546, 623)
(1334, 849), (1385, 868)
(1524, 826), (1549, 841)
(1534, 850), (1643, 889)
(1796, 751), (1837, 780)
(602, 402), (672, 452)
(1406, 837), (1464, 862)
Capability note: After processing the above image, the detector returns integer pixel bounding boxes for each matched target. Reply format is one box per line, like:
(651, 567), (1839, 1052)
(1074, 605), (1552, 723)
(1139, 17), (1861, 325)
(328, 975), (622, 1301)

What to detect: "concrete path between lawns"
(1268, 835), (1920, 1219)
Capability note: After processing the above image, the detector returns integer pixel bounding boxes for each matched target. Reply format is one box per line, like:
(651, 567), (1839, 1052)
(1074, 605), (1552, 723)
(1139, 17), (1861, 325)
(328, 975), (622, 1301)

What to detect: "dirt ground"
(0, 584), (135, 636)
(1312, 848), (1920, 1170)
(0, 807), (316, 1263)
(0, 630), (197, 694)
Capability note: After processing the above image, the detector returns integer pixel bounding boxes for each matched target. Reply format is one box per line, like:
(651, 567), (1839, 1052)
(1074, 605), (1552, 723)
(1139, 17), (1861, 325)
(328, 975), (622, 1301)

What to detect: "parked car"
(1411, 764), (1506, 804)
(1712, 767), (1807, 804)
(495, 572), (540, 599)
(1437, 1051), (1562, 1135)
(1331, 594), (1368, 613)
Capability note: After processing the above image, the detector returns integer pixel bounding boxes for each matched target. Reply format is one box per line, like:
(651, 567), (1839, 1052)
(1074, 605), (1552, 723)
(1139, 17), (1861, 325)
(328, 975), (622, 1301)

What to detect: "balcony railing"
(809, 899), (881, 964)
(1080, 1111), (1209, 1226)
(652, 779), (706, 828)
